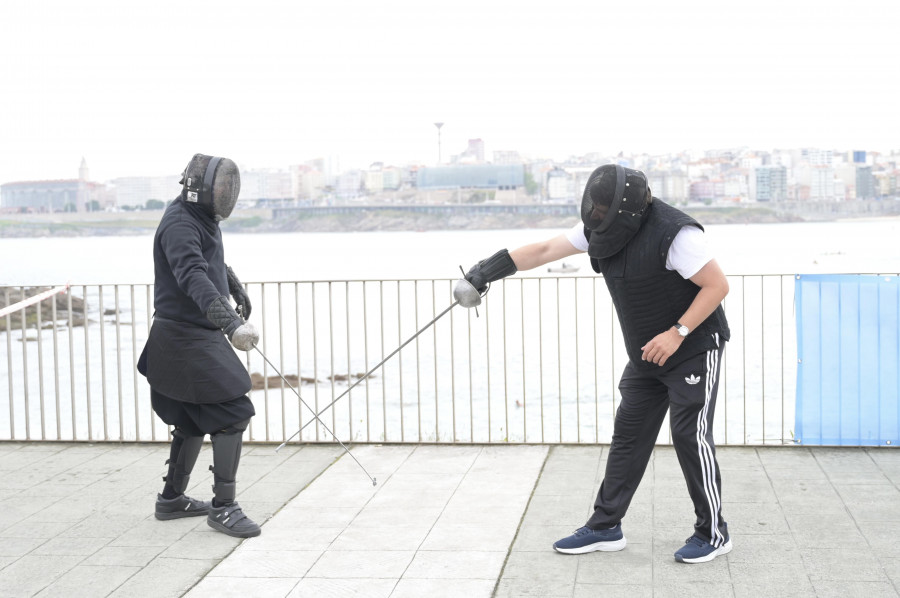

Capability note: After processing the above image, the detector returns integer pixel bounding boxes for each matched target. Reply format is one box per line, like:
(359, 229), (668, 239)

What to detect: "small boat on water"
(547, 262), (579, 274)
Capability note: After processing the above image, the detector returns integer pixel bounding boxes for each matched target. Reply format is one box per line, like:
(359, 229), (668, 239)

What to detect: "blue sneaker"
(553, 524), (627, 554)
(674, 534), (733, 563)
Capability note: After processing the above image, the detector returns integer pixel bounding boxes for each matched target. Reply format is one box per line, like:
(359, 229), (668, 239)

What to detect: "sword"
(276, 299), (458, 451)
(254, 344), (378, 486)
(276, 276), (482, 451)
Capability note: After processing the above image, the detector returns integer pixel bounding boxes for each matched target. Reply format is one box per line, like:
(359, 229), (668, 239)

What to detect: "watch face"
(677, 325), (688, 337)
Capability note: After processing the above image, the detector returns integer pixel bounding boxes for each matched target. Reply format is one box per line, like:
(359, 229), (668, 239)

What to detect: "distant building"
(335, 170), (363, 200)
(241, 168), (292, 203)
(740, 155), (765, 170)
(0, 158), (111, 212)
(809, 166), (837, 200)
(492, 150), (522, 165)
(1, 179), (83, 212)
(648, 170), (689, 203)
(803, 148), (834, 167)
(112, 175), (181, 208)
(874, 170), (897, 198)
(752, 165), (787, 202)
(856, 165), (876, 199)
(416, 164), (524, 190)
(722, 171), (749, 201)
(382, 167), (402, 191)
(401, 165), (420, 189)
(364, 165), (384, 194)
(290, 164), (324, 202)
(456, 139), (485, 163)
(546, 168), (571, 202)
(689, 179), (716, 203)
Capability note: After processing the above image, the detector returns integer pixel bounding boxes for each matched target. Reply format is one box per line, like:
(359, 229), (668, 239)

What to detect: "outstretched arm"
(509, 234), (583, 271)
(460, 233), (585, 304)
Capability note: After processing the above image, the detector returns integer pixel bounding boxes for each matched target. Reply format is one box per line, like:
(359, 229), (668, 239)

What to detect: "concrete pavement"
(1, 442), (899, 597)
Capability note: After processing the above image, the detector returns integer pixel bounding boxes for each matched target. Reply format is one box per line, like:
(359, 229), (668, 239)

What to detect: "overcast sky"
(1, 0), (897, 184)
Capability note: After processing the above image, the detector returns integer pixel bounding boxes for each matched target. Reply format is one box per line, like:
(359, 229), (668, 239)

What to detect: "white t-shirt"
(564, 221), (711, 279)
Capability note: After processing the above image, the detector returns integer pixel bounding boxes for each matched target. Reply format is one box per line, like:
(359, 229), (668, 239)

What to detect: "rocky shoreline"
(0, 287), (88, 332)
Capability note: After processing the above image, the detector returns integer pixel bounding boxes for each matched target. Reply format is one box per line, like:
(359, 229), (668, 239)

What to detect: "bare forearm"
(679, 259), (729, 330)
(678, 287), (727, 331)
(509, 235), (581, 271)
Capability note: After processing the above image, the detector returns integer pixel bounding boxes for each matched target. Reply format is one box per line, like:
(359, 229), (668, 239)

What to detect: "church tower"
(77, 157), (89, 211)
(79, 157), (89, 182)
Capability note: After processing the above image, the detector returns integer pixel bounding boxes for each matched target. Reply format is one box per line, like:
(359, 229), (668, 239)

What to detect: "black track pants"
(586, 339), (728, 547)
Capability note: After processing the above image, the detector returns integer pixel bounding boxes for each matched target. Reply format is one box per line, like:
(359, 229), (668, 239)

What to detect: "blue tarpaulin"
(795, 274), (899, 446)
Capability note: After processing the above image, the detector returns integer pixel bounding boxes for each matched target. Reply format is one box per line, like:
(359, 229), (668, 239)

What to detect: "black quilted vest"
(592, 200), (730, 374)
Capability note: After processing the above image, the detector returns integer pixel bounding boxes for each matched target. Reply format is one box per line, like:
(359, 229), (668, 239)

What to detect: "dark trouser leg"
(665, 342), (728, 546)
(209, 418), (250, 507)
(586, 363), (670, 529)
(162, 427), (203, 498)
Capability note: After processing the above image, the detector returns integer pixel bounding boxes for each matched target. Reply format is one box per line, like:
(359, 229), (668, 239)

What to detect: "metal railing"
(1, 275), (798, 445)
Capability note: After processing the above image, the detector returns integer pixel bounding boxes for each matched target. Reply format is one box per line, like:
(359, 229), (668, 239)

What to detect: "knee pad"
(217, 417), (251, 436)
(164, 427), (203, 495)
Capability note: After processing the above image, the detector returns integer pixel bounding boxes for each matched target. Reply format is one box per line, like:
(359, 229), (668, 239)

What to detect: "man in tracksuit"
(460, 164), (732, 563)
(138, 153), (262, 538)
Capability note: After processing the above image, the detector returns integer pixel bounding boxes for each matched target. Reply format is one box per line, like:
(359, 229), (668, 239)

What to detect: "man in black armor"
(460, 164), (732, 563)
(138, 153), (262, 538)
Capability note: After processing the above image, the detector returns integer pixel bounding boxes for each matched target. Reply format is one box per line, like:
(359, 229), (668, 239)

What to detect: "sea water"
(1, 218), (897, 443)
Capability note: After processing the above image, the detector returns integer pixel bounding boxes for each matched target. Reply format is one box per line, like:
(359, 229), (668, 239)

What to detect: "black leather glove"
(226, 265), (252, 320)
(465, 249), (518, 294)
(206, 296), (259, 351)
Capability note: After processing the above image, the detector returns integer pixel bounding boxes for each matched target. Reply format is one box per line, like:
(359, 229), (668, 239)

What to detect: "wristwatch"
(673, 322), (689, 337)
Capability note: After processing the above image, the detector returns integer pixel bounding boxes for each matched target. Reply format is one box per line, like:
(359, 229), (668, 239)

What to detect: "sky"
(1, 0), (898, 184)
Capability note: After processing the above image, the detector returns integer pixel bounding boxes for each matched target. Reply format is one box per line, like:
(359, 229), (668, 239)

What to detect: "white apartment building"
(113, 175), (181, 208)
(546, 168), (571, 202)
(809, 166), (837, 200)
(648, 171), (689, 203)
(290, 165), (324, 202)
(240, 168), (292, 202)
(364, 169), (384, 194)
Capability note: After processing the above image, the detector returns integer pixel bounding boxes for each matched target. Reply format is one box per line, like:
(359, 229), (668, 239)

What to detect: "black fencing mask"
(179, 154), (241, 221)
(581, 164), (652, 269)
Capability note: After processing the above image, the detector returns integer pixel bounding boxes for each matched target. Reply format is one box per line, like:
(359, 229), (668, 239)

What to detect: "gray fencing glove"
(206, 296), (259, 351)
(464, 249), (518, 294)
(226, 265), (252, 319)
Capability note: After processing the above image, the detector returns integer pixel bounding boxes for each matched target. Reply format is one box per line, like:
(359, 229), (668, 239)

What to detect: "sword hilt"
(458, 265), (480, 317)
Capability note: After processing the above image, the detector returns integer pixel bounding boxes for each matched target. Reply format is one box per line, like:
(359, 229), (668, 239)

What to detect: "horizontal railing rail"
(0, 274), (840, 445)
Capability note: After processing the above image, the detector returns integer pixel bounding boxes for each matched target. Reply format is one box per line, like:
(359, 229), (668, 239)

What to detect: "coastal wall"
(1, 199), (898, 237)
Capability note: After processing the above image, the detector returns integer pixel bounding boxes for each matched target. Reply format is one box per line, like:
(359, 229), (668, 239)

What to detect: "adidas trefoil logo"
(685, 374), (701, 385)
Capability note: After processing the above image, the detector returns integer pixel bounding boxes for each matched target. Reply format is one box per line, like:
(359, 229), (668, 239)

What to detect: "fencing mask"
(581, 164), (652, 267)
(180, 154), (241, 221)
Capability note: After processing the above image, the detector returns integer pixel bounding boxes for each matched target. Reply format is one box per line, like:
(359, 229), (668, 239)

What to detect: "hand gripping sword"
(275, 275), (484, 452)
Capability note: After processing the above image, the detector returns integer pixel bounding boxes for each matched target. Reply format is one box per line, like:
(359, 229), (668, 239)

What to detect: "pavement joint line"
(1, 443), (899, 597)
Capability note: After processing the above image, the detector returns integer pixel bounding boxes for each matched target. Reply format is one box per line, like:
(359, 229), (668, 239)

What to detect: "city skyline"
(3, 145), (895, 214)
(1, 0), (898, 185)
(1, 143), (897, 187)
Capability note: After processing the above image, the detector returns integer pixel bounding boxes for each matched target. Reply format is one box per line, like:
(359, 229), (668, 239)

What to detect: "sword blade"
(278, 299), (459, 448)
(256, 346), (376, 486)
